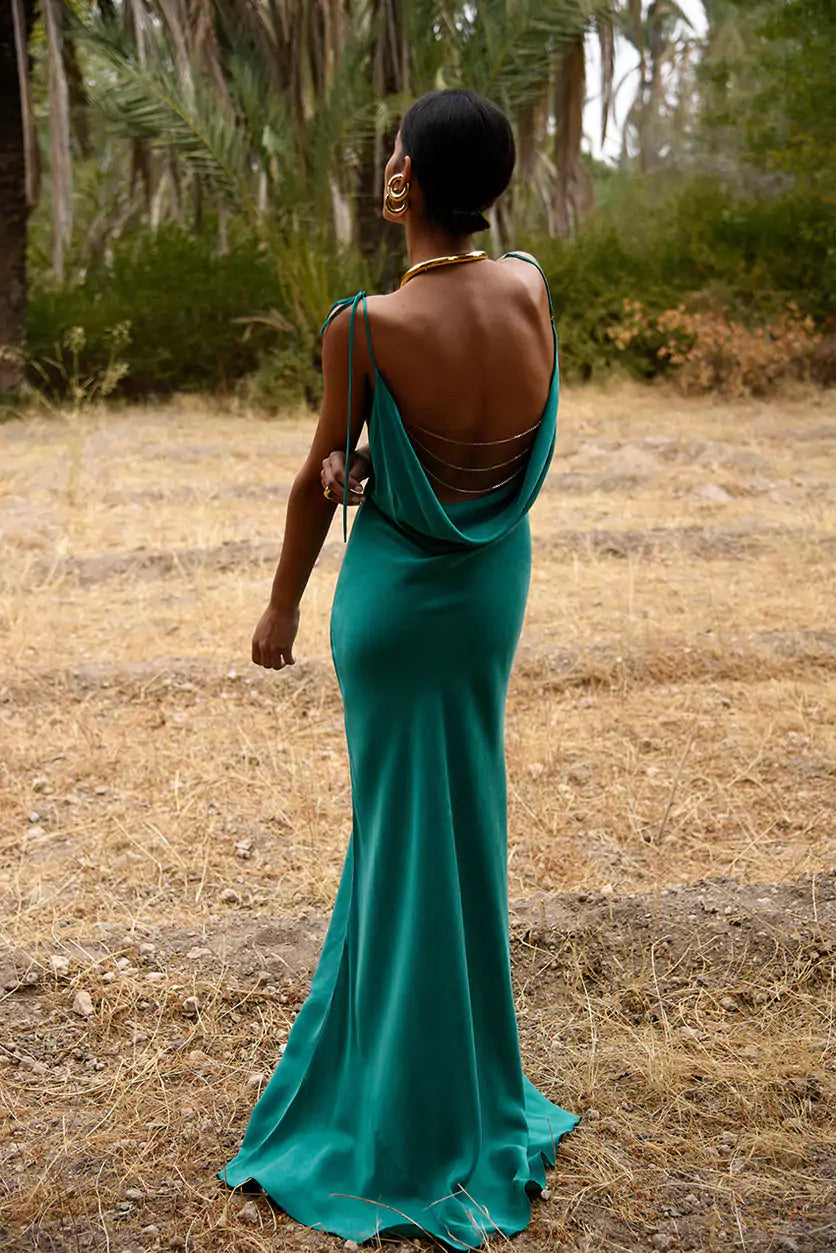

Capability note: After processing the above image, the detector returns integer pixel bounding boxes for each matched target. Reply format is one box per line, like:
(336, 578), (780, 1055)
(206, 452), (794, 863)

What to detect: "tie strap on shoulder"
(320, 291), (370, 541)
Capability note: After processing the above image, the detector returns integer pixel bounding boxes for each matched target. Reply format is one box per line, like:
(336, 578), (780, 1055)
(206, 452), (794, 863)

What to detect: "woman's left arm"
(252, 308), (369, 670)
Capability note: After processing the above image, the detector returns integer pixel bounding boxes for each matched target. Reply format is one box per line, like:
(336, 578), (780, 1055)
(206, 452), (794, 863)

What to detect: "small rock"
(181, 996), (200, 1016)
(652, 1235), (676, 1252)
(146, 972), (165, 983)
(72, 989), (95, 1017)
(720, 996), (738, 1011)
(26, 825), (46, 840)
(186, 947), (212, 960)
(28, 809), (41, 823)
(22, 1057), (49, 1075)
(32, 778), (49, 793)
(102, 971), (116, 983)
(94, 785), (107, 795)
(344, 1243), (360, 1252)
(584, 1108), (601, 1120)
(50, 955), (70, 975)
(540, 1186), (552, 1200)
(169, 1238), (185, 1250)
(220, 888), (240, 904)
(248, 1072), (266, 1088)
(138, 942), (156, 956)
(600, 883), (614, 897)
(116, 957), (131, 971)
(234, 839), (254, 860)
(692, 482), (731, 503)
(140, 1225), (161, 1238)
(124, 1188), (145, 1201)
(238, 1201), (260, 1224)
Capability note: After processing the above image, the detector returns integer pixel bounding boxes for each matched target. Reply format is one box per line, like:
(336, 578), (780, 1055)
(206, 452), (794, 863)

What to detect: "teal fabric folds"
(218, 254), (580, 1247)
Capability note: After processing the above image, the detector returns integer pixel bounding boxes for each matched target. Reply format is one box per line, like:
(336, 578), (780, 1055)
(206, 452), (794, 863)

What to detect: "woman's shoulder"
(497, 250), (548, 287)
(319, 292), (365, 338)
(319, 287), (402, 339)
(498, 249), (540, 265)
(497, 250), (553, 316)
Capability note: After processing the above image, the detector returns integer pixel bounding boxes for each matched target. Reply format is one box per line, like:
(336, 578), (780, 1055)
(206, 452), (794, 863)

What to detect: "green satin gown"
(218, 254), (580, 1247)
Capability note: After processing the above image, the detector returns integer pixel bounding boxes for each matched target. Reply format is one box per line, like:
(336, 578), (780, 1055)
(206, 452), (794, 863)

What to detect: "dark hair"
(400, 89), (515, 235)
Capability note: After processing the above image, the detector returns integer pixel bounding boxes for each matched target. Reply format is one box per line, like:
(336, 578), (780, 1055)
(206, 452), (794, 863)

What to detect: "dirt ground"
(0, 381), (834, 1253)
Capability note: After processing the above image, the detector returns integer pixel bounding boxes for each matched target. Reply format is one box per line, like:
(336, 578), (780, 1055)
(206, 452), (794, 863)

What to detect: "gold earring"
(385, 172), (410, 215)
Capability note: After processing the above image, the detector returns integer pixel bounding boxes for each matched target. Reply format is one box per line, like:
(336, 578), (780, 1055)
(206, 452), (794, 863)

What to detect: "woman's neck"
(404, 217), (476, 266)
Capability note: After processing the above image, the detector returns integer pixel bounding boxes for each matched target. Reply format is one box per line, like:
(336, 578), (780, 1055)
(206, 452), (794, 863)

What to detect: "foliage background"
(12, 0), (836, 402)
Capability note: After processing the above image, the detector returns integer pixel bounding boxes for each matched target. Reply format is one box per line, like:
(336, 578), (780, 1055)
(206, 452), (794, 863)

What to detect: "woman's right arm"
(251, 309), (369, 670)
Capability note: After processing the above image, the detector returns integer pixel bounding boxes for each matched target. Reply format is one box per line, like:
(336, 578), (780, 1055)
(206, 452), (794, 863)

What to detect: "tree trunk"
(0, 0), (34, 394)
(355, 0), (407, 289)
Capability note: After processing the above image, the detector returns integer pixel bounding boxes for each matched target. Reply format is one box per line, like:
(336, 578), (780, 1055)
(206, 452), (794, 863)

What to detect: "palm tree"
(2, 0), (641, 390)
(79, 1), (621, 251)
(1, 0), (36, 392)
(618, 0), (695, 173)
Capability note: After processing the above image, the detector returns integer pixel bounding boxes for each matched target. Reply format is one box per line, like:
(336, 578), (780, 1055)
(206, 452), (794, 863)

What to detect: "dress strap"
(320, 290), (372, 542)
(360, 296), (378, 377)
(500, 251), (555, 322)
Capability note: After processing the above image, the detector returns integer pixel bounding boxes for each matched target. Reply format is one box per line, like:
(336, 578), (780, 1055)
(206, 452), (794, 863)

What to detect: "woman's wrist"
(269, 592), (300, 614)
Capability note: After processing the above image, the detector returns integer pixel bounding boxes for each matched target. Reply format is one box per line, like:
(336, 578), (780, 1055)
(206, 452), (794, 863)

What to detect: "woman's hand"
(252, 601), (300, 670)
(321, 447), (371, 506)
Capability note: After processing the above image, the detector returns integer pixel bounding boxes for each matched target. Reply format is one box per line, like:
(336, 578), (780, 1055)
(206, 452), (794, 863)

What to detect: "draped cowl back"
(321, 250), (559, 548)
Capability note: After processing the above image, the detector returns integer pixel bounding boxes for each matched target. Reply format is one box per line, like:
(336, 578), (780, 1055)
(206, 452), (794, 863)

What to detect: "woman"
(218, 88), (580, 1248)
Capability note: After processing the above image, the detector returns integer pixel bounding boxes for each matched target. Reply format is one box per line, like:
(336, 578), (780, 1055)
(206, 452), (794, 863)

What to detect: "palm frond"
(457, 0), (590, 111)
(75, 16), (256, 211)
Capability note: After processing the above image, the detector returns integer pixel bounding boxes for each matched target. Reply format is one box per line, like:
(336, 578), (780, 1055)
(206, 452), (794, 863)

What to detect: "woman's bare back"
(362, 254), (555, 500)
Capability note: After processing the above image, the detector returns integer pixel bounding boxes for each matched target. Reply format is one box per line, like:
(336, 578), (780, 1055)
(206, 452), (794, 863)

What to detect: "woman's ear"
(402, 154), (412, 183)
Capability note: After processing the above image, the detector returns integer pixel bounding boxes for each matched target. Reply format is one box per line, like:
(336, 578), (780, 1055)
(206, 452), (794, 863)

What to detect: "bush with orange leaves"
(607, 298), (823, 396)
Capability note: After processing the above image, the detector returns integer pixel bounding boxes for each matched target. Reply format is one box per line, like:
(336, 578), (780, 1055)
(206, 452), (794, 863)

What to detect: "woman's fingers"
(321, 453), (346, 504)
(321, 452), (364, 506)
(251, 604), (299, 673)
(252, 638), (294, 670)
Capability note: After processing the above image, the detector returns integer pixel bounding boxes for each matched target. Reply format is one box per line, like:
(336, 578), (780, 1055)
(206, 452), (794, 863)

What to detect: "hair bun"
(449, 206), (491, 233)
(400, 89), (515, 237)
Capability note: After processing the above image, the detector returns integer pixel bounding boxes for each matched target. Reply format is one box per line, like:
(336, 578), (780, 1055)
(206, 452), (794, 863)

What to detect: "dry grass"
(0, 380), (834, 1252)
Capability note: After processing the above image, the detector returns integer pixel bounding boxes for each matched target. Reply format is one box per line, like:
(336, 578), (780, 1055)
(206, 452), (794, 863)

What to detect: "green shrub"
(27, 223), (286, 395)
(244, 332), (325, 411)
(25, 181), (833, 398)
(524, 180), (834, 381)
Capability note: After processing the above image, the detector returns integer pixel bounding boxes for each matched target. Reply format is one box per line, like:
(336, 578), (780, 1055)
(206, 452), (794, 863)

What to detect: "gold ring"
(323, 486), (333, 500)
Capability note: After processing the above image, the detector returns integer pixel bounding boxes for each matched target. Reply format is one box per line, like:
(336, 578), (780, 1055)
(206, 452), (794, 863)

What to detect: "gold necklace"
(399, 250), (488, 289)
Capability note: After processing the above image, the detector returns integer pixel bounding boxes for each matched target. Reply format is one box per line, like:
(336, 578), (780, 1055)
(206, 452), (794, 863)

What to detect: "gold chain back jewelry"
(385, 173), (410, 216)
(399, 250), (488, 289)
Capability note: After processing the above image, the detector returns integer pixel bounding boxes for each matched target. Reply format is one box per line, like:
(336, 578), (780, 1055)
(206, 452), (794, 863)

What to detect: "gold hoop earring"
(384, 172), (410, 216)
